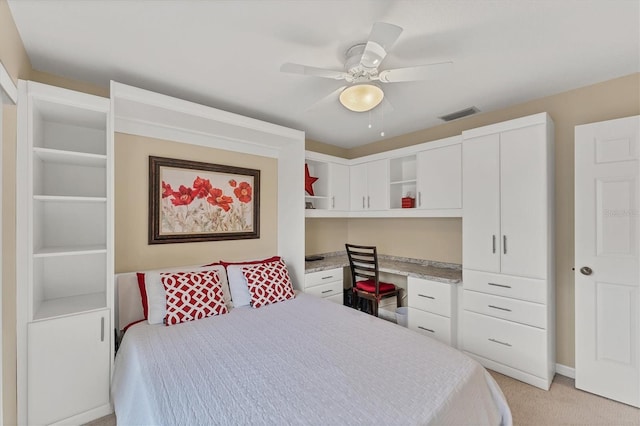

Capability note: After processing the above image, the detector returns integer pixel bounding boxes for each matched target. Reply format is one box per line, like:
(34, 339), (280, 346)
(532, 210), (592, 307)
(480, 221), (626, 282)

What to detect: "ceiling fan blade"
(305, 86), (347, 112)
(280, 62), (348, 80)
(378, 61), (453, 83)
(360, 22), (403, 69)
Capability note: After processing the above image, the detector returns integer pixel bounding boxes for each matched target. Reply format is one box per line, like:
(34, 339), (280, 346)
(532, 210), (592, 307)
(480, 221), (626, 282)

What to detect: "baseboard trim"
(555, 363), (575, 379)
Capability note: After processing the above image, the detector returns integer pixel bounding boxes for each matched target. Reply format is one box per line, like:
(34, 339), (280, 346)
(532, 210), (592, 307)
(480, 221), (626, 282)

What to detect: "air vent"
(439, 106), (480, 122)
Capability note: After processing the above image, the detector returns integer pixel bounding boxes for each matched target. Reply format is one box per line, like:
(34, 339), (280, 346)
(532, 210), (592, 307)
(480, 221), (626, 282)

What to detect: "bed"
(112, 264), (512, 425)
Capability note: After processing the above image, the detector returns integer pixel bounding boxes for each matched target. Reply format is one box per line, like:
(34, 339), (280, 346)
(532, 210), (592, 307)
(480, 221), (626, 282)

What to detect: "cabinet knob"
(580, 266), (593, 276)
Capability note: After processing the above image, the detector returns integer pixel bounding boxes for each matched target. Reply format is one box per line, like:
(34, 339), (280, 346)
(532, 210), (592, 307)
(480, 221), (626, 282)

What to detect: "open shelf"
(33, 292), (106, 321)
(33, 245), (107, 258)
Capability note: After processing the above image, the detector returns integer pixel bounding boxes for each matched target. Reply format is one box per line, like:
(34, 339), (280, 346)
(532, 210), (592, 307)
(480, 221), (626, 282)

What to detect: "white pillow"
(144, 264), (232, 325)
(226, 265), (252, 307)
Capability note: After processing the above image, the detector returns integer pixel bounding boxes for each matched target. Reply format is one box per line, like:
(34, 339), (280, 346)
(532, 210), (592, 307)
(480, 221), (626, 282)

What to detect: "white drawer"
(305, 268), (343, 288)
(305, 280), (342, 299)
(461, 311), (547, 378)
(407, 277), (453, 317)
(463, 290), (547, 329)
(463, 269), (547, 303)
(408, 308), (451, 345)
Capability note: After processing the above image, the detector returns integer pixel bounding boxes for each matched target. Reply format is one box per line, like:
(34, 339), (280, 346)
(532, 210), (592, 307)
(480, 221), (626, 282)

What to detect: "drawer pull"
(321, 289), (334, 294)
(488, 338), (512, 347)
(100, 317), (105, 342)
(418, 294), (435, 300)
(321, 276), (335, 280)
(418, 326), (435, 333)
(488, 282), (511, 289)
(488, 304), (512, 312)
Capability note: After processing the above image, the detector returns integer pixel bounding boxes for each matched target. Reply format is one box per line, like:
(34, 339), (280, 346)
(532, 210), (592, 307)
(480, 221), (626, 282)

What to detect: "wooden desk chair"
(345, 244), (401, 317)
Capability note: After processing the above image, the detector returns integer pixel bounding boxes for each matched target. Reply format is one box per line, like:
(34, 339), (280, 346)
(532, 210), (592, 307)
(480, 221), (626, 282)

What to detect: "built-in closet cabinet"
(349, 159), (389, 211)
(460, 112), (555, 390)
(17, 81), (113, 425)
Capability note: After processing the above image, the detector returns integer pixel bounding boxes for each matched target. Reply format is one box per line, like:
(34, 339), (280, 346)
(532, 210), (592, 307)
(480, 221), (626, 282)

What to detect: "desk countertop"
(305, 252), (462, 284)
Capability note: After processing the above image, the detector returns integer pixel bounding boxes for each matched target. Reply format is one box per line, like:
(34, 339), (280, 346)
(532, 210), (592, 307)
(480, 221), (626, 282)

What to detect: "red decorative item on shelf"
(402, 196), (415, 208)
(305, 163), (319, 196)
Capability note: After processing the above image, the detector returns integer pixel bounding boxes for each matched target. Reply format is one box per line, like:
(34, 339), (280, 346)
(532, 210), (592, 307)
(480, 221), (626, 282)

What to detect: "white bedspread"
(113, 293), (511, 425)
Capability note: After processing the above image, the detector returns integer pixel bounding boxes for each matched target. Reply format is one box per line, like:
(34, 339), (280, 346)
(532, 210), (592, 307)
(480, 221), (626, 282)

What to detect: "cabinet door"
(462, 134), (501, 273)
(349, 163), (368, 211)
(500, 125), (548, 278)
(416, 144), (462, 209)
(28, 310), (110, 425)
(366, 159), (389, 210)
(329, 163), (350, 210)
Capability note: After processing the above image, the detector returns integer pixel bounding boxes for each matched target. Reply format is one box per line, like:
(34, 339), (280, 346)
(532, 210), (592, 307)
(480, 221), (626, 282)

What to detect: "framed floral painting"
(149, 156), (260, 244)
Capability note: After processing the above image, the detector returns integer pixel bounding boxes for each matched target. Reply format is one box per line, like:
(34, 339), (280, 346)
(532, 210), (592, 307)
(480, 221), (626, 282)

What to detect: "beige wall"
(305, 138), (349, 158)
(2, 105), (17, 426)
(306, 73), (640, 368)
(115, 133), (278, 273)
(0, 0), (30, 84)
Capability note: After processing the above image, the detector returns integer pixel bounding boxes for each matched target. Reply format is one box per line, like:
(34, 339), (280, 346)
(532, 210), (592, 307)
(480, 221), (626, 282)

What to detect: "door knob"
(580, 266), (593, 276)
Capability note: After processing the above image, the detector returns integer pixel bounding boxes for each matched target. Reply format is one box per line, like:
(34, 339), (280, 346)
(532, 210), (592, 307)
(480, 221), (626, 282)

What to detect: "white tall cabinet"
(461, 113), (555, 390)
(17, 81), (113, 425)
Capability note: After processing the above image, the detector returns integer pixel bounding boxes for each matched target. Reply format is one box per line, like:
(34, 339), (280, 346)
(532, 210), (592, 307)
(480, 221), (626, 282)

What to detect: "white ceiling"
(7, 0), (640, 148)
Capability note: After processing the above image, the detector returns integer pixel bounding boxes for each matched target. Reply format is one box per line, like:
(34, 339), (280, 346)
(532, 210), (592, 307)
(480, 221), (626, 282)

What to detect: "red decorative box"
(401, 197), (415, 208)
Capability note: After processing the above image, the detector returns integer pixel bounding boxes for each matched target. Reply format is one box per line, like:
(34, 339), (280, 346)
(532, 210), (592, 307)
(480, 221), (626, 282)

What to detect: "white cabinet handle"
(100, 317), (105, 342)
(503, 235), (507, 254)
(488, 338), (512, 347)
(418, 294), (435, 300)
(488, 304), (512, 312)
(488, 282), (511, 289)
(492, 235), (496, 253)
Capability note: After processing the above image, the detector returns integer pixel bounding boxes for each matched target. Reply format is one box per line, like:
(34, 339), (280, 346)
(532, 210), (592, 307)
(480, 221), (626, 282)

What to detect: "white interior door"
(575, 115), (639, 408)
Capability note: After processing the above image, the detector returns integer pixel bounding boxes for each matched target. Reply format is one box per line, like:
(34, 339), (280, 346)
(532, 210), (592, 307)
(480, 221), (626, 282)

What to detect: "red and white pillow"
(161, 269), (228, 326)
(221, 256), (281, 307)
(241, 258), (295, 308)
(136, 264), (232, 325)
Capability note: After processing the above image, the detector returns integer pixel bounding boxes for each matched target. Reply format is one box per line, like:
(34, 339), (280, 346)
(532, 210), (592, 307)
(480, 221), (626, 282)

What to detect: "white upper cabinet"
(305, 153), (350, 214)
(350, 159), (389, 211)
(416, 141), (462, 210)
(462, 121), (550, 279)
(330, 162), (350, 210)
(462, 134), (501, 273)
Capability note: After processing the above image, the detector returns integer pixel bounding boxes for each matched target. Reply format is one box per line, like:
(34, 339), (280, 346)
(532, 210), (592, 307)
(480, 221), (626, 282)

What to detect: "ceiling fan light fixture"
(339, 84), (384, 112)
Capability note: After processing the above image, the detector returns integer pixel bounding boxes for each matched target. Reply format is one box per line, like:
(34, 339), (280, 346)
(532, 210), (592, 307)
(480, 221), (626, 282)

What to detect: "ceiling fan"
(280, 22), (452, 112)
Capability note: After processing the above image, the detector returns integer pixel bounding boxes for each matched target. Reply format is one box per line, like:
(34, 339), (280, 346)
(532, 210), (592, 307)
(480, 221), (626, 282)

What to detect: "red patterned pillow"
(161, 270), (228, 326)
(241, 259), (295, 308)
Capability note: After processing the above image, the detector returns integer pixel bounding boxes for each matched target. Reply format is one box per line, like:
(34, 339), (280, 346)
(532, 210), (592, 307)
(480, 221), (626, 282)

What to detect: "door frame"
(0, 60), (18, 425)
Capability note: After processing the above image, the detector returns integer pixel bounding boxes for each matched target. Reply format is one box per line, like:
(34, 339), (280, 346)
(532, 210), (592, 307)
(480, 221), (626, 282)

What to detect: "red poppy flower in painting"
(162, 181), (173, 198)
(234, 182), (252, 203)
(207, 188), (234, 212)
(171, 185), (196, 206)
(192, 176), (213, 199)
(229, 179), (237, 187)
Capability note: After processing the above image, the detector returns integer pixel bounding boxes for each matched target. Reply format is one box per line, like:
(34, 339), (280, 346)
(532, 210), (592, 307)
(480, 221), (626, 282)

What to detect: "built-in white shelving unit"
(17, 81), (113, 425)
(389, 155), (417, 209)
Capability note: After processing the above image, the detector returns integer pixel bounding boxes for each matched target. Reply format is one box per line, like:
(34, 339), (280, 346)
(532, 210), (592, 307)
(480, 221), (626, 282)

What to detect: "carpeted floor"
(489, 371), (640, 425)
(87, 371), (639, 425)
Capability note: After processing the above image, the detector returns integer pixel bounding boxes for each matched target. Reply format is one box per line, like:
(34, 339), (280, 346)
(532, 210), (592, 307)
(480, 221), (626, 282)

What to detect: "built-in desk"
(304, 252), (462, 347)
(305, 252), (462, 283)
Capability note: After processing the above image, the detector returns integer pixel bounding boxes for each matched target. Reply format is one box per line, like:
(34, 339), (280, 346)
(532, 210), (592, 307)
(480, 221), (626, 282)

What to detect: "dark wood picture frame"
(149, 156), (260, 244)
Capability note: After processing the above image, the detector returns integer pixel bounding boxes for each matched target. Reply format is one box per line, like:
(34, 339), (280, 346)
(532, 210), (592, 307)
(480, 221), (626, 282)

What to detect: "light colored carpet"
(490, 371), (640, 425)
(86, 372), (639, 425)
